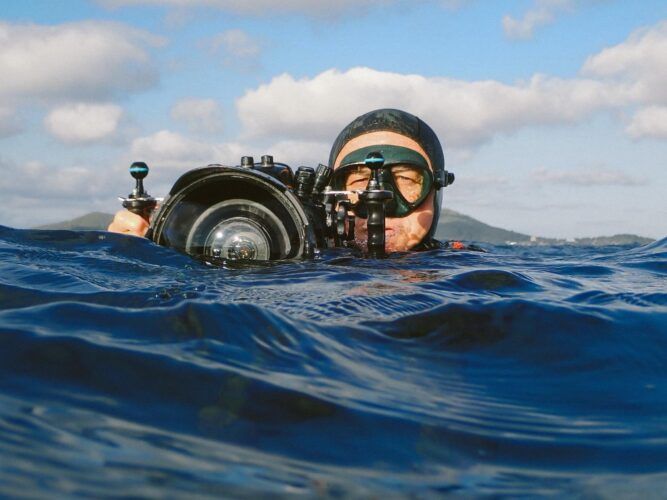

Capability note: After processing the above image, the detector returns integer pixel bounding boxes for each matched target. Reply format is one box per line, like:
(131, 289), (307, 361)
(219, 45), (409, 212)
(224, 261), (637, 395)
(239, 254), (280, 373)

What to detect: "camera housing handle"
(358, 152), (393, 258)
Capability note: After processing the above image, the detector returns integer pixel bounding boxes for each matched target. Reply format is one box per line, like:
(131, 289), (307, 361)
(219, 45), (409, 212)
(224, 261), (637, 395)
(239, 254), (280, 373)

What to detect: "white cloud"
(262, 140), (330, 167)
(627, 106), (667, 140)
(4, 161), (112, 198)
(0, 158), (120, 228)
(44, 103), (124, 144)
(0, 140), (321, 228)
(126, 132), (327, 197)
(100, 0), (477, 22)
(531, 167), (646, 186)
(100, 0), (421, 17)
(236, 67), (630, 149)
(209, 29), (261, 62)
(235, 21), (667, 149)
(582, 20), (667, 105)
(170, 98), (224, 134)
(128, 130), (327, 170)
(502, 0), (573, 40)
(130, 130), (245, 169)
(0, 21), (164, 103)
(582, 20), (667, 142)
(204, 29), (262, 71)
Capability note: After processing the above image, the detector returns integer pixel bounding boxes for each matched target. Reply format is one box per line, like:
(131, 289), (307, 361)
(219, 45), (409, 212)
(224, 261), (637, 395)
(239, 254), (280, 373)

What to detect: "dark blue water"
(1, 225), (666, 497)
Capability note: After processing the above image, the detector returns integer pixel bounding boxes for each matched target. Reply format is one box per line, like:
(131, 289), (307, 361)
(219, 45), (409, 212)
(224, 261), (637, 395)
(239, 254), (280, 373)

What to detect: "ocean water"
(1, 225), (666, 498)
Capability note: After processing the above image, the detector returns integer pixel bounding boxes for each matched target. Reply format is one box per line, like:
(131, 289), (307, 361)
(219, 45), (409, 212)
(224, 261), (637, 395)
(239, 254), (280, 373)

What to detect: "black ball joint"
(122, 162), (157, 219)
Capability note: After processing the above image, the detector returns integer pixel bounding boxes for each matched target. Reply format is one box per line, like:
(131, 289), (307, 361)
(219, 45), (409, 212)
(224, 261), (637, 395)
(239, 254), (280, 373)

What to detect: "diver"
(108, 108), (474, 253)
(328, 108), (459, 252)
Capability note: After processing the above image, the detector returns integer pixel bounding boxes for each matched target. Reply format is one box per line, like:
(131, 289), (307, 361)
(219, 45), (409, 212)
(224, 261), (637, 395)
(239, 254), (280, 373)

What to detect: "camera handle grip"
(122, 198), (157, 221)
(360, 190), (392, 257)
(360, 152), (393, 258)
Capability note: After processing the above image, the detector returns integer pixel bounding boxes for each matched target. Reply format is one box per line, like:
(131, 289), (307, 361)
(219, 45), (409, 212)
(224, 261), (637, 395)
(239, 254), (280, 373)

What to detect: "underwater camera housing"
(149, 156), (328, 261)
(124, 156), (353, 263)
(120, 152), (410, 262)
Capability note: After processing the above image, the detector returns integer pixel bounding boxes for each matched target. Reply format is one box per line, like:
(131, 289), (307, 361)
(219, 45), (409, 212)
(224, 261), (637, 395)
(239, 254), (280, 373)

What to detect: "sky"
(0, 0), (666, 239)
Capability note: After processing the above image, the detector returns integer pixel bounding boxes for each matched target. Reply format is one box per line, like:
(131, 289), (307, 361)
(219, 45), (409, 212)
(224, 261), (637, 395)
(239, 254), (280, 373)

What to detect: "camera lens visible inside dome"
(205, 218), (270, 260)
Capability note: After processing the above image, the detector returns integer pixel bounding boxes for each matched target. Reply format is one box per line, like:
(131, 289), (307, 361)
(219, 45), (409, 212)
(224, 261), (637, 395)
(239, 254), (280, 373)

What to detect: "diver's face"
(333, 131), (435, 252)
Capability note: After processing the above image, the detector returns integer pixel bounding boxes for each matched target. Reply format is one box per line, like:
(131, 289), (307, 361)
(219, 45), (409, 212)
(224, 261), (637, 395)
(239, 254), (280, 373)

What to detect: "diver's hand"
(107, 209), (149, 237)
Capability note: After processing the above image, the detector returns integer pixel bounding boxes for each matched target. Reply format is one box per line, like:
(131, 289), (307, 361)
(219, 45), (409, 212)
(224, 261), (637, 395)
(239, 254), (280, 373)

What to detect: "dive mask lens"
(390, 164), (431, 204)
(331, 164), (369, 195)
(333, 144), (434, 218)
(386, 163), (433, 217)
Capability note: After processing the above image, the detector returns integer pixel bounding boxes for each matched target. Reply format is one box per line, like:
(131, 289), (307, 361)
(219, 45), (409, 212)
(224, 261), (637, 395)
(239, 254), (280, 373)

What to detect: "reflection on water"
(0, 225), (666, 496)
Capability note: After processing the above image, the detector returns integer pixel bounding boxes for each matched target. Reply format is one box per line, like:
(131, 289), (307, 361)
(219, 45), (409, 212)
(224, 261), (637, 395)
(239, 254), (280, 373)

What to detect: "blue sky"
(1, 0), (666, 238)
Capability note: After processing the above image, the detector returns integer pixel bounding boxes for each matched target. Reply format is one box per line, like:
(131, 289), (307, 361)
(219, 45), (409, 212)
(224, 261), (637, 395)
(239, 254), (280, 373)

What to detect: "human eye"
(396, 173), (421, 184)
(392, 166), (424, 202)
(393, 166), (423, 185)
(345, 167), (371, 190)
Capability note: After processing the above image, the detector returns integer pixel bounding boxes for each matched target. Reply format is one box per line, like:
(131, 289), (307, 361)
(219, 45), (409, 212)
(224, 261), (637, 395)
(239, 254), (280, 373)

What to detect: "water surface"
(1, 226), (666, 497)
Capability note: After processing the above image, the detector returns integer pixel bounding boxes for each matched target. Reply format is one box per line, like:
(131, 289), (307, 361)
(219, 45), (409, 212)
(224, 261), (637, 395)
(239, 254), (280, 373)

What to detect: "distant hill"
(435, 209), (533, 245)
(36, 212), (114, 231)
(34, 210), (654, 246)
(435, 209), (654, 246)
(570, 234), (655, 246)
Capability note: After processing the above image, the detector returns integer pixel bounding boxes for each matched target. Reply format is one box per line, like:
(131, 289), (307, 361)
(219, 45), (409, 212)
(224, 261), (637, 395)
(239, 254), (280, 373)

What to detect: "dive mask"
(331, 145), (434, 218)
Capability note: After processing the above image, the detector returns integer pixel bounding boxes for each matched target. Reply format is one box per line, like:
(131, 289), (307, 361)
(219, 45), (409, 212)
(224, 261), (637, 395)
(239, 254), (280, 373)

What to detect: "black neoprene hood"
(328, 108), (446, 242)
